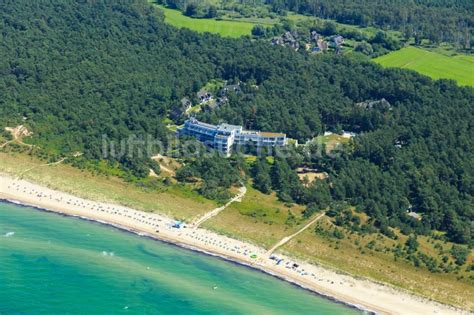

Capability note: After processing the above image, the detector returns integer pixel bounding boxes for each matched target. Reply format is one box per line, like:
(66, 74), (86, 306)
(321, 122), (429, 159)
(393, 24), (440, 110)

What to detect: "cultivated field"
(374, 46), (474, 87)
(151, 3), (256, 38)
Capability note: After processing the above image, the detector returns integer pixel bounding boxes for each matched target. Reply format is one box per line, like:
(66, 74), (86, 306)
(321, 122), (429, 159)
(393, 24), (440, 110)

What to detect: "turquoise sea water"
(0, 201), (360, 314)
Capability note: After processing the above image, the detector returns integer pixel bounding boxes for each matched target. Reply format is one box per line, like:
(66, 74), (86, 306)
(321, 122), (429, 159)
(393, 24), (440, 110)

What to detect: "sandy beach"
(0, 173), (468, 315)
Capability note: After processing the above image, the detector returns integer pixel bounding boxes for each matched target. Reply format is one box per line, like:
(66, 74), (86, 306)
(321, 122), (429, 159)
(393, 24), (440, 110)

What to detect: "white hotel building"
(178, 118), (287, 156)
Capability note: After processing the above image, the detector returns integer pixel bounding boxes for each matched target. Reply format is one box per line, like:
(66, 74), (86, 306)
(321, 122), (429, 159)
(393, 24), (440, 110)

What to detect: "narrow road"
(263, 211), (326, 258)
(191, 185), (247, 229)
(1, 126), (34, 149)
(19, 157), (67, 177)
(151, 154), (177, 176)
(0, 140), (13, 148)
(159, 163), (175, 175)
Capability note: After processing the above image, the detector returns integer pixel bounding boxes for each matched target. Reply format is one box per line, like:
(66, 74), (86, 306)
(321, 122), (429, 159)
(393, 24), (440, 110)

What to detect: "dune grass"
(0, 152), (216, 220)
(203, 185), (307, 248)
(374, 46), (474, 87)
(282, 222), (473, 309)
(150, 3), (256, 38)
(204, 189), (473, 309)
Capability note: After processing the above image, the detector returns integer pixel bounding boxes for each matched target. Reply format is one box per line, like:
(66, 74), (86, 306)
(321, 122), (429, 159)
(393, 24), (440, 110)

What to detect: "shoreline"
(0, 197), (368, 314)
(0, 174), (468, 315)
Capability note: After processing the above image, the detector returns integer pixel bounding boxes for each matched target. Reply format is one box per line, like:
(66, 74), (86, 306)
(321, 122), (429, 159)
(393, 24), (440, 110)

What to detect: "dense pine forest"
(0, 0), (472, 246)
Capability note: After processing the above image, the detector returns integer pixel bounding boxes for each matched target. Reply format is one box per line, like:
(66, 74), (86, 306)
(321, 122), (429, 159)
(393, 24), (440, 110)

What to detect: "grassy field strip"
(398, 49), (430, 68)
(374, 46), (474, 87)
(150, 3), (256, 38)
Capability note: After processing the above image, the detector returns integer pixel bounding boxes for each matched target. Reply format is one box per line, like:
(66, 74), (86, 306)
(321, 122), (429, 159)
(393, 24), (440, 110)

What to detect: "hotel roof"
(218, 123), (242, 132)
(189, 119), (218, 130)
(186, 119), (286, 138)
(258, 131), (286, 138)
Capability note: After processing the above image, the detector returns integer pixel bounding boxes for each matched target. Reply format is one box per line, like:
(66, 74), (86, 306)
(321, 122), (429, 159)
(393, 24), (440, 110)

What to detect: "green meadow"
(374, 46), (474, 87)
(150, 3), (256, 38)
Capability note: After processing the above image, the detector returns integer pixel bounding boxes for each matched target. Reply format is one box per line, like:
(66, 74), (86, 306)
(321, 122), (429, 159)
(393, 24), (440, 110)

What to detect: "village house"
(271, 37), (285, 46)
(216, 96), (228, 106)
(330, 35), (344, 47)
(407, 211), (422, 221)
(311, 46), (322, 54)
(356, 98), (392, 110)
(317, 39), (328, 51)
(271, 31), (300, 50)
(310, 30), (319, 42)
(197, 91), (213, 104)
(220, 83), (242, 95)
(181, 97), (192, 111)
(204, 96), (228, 111)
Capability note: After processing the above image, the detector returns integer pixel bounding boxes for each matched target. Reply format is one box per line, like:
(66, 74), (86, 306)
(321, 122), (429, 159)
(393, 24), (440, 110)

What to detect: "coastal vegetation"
(204, 194), (474, 308)
(176, 153), (244, 202)
(0, 152), (216, 220)
(203, 183), (308, 247)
